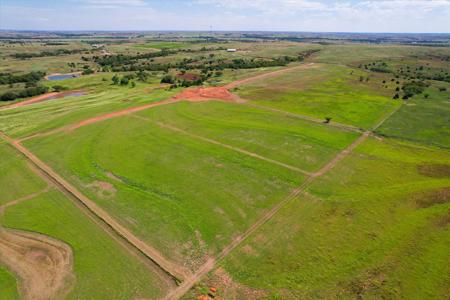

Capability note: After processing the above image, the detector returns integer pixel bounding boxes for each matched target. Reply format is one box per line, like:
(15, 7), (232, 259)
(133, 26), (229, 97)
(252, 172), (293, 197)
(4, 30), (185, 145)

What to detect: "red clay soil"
(0, 90), (85, 110)
(1, 93), (60, 110)
(171, 87), (239, 102)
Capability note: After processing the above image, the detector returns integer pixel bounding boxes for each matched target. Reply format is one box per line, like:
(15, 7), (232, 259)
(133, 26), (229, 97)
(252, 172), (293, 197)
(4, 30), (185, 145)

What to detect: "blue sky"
(1, 0), (449, 32)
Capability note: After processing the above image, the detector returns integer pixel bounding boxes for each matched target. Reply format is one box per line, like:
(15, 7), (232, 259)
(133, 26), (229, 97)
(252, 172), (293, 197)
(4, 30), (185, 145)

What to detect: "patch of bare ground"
(171, 87), (243, 103)
(435, 211), (450, 228)
(417, 164), (450, 178)
(0, 90), (85, 111)
(86, 180), (117, 198)
(193, 267), (267, 300)
(414, 187), (450, 208)
(343, 267), (395, 300)
(0, 228), (74, 300)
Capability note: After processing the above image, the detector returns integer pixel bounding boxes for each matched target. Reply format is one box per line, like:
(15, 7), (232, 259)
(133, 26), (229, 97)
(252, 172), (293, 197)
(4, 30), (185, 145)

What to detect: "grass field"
(139, 101), (359, 173)
(190, 137), (450, 299)
(23, 114), (309, 270)
(0, 75), (176, 138)
(235, 63), (399, 129)
(0, 267), (20, 300)
(1, 189), (170, 299)
(1, 35), (449, 300)
(0, 142), (47, 205)
(377, 82), (450, 148)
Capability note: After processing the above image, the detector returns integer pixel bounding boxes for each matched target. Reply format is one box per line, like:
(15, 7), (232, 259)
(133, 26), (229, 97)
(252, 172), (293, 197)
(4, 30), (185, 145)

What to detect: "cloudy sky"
(1, 0), (449, 33)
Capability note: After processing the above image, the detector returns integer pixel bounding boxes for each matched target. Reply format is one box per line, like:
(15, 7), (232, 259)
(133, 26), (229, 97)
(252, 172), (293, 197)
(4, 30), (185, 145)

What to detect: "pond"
(47, 73), (81, 81)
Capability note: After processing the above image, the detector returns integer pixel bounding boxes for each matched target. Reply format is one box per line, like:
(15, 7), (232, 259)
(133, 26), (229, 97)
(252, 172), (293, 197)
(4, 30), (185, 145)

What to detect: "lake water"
(47, 74), (80, 81)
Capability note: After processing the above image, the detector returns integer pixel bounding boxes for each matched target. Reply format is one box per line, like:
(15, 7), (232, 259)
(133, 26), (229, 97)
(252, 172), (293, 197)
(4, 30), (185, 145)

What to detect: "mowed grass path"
(1, 189), (169, 299)
(194, 137), (450, 299)
(24, 115), (309, 271)
(140, 101), (358, 173)
(236, 64), (399, 129)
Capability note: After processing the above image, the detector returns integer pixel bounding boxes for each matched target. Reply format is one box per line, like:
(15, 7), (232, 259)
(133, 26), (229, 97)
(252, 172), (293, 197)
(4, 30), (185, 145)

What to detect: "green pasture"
(236, 63), (399, 129)
(0, 267), (19, 300)
(0, 77), (176, 138)
(1, 189), (169, 299)
(0, 142), (47, 206)
(377, 83), (450, 148)
(139, 101), (359, 173)
(24, 115), (304, 270)
(194, 137), (450, 299)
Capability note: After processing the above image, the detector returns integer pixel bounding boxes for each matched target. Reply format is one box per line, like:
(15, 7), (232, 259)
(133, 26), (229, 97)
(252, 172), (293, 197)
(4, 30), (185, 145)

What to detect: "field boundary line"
(0, 186), (53, 213)
(16, 63), (315, 143)
(224, 63), (316, 89)
(132, 115), (312, 176)
(164, 130), (371, 300)
(242, 102), (362, 133)
(0, 130), (189, 282)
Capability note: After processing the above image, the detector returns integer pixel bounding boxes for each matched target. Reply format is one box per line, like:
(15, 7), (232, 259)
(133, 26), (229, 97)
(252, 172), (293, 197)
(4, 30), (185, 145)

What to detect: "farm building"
(227, 48), (237, 52)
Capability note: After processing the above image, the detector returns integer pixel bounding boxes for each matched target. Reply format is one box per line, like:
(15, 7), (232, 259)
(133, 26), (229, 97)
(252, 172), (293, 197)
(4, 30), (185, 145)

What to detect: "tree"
(112, 75), (120, 85)
(324, 117), (332, 124)
(130, 81), (136, 88)
(120, 77), (129, 86)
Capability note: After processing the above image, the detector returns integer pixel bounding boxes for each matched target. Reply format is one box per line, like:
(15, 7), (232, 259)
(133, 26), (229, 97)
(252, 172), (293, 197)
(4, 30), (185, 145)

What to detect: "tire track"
(164, 130), (370, 300)
(132, 115), (312, 176)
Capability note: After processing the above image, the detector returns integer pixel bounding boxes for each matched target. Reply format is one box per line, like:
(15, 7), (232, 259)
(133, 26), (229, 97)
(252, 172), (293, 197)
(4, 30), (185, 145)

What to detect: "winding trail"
(0, 228), (74, 300)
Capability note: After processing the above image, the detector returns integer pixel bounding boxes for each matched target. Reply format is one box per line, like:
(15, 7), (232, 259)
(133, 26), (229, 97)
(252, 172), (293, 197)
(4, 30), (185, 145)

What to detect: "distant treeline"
(0, 85), (49, 101)
(11, 48), (88, 59)
(0, 71), (46, 85)
(94, 48), (319, 73)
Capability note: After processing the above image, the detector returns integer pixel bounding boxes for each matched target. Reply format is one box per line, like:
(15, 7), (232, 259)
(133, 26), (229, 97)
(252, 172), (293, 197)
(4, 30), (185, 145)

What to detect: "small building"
(227, 48), (237, 52)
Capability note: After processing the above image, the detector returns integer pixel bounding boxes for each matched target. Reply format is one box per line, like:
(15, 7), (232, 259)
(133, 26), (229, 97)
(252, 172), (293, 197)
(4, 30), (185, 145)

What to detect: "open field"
(23, 114), (308, 271)
(138, 101), (359, 173)
(1, 189), (170, 299)
(377, 82), (450, 148)
(0, 32), (449, 300)
(0, 142), (47, 206)
(235, 63), (399, 129)
(190, 137), (450, 299)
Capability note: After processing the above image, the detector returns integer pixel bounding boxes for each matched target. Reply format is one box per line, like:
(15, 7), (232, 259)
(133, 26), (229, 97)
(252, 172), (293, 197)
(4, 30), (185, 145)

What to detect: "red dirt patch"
(0, 90), (85, 110)
(172, 87), (240, 102)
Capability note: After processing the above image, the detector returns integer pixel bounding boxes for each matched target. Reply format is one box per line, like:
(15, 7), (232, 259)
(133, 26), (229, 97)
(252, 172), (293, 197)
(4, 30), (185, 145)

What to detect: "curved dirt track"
(224, 63), (315, 89)
(0, 93), (60, 110)
(0, 228), (74, 300)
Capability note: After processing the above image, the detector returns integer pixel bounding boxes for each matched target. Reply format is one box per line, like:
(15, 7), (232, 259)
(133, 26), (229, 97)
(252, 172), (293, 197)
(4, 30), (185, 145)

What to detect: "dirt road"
(0, 131), (189, 282)
(0, 93), (60, 110)
(164, 129), (371, 300)
(0, 228), (74, 300)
